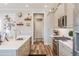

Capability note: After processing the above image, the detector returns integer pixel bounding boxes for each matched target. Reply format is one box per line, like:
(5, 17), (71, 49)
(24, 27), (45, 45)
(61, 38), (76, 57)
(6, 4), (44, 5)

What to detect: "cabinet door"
(59, 41), (73, 56)
(67, 4), (74, 28)
(63, 45), (73, 56)
(59, 41), (65, 56)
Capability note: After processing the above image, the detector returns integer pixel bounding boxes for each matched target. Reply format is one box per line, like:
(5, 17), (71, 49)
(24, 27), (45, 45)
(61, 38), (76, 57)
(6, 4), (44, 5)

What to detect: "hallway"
(30, 41), (53, 56)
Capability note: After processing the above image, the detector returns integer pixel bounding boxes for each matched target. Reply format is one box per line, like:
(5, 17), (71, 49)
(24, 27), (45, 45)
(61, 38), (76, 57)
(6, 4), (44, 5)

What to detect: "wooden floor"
(30, 41), (53, 56)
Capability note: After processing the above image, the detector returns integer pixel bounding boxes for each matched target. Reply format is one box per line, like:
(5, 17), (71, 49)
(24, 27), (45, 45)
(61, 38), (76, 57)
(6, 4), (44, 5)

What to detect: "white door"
(34, 13), (44, 42)
(35, 18), (43, 38)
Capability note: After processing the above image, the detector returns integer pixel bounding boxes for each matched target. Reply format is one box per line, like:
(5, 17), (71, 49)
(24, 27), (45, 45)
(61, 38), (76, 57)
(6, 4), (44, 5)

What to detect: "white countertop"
(0, 35), (31, 50)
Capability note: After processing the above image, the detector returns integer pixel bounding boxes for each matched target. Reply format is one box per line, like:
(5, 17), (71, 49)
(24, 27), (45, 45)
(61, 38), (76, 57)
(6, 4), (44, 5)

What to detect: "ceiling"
(0, 3), (57, 9)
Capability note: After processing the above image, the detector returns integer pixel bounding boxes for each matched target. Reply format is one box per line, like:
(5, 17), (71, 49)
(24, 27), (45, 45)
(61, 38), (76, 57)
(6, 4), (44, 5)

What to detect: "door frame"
(33, 13), (44, 43)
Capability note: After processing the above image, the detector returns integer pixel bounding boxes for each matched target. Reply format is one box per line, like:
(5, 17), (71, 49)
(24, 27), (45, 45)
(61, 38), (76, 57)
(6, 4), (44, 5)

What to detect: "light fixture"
(25, 4), (29, 8)
(49, 9), (52, 12)
(44, 5), (48, 8)
(17, 12), (22, 18)
(4, 3), (8, 5)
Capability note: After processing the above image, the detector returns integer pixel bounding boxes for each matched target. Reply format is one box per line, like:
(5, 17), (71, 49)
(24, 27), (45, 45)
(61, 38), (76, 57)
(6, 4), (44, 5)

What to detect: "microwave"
(58, 15), (67, 28)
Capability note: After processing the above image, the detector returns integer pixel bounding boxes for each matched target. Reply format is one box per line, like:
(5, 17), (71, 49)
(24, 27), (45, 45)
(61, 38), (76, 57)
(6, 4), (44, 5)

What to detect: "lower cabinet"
(59, 41), (73, 56)
(16, 38), (32, 56)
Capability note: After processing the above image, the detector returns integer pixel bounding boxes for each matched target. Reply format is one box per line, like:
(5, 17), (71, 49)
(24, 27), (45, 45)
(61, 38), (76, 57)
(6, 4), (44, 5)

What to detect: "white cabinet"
(59, 41), (73, 56)
(0, 36), (32, 56)
(66, 4), (74, 28)
(74, 4), (79, 32)
(74, 4), (79, 26)
(53, 4), (74, 28)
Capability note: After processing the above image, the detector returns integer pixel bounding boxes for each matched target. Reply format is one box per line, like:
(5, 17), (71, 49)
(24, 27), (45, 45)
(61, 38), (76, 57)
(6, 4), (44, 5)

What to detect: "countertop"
(0, 35), (31, 50)
(50, 35), (62, 38)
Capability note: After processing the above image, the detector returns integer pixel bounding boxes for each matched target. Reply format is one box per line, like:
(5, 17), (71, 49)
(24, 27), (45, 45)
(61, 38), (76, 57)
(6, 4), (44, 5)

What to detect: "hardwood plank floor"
(30, 41), (53, 56)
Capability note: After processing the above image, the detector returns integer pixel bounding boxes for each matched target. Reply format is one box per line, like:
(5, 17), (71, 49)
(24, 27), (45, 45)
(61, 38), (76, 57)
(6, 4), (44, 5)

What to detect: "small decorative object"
(24, 18), (31, 21)
(17, 12), (22, 17)
(16, 38), (23, 40)
(24, 13), (31, 26)
(53, 30), (59, 36)
(5, 15), (11, 22)
(68, 31), (73, 37)
(24, 13), (31, 21)
(17, 22), (24, 26)
(26, 22), (30, 26)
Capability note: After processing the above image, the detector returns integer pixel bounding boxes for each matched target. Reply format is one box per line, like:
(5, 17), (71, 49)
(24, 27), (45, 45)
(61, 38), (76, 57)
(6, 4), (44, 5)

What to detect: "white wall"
(44, 13), (54, 45)
(0, 10), (33, 40)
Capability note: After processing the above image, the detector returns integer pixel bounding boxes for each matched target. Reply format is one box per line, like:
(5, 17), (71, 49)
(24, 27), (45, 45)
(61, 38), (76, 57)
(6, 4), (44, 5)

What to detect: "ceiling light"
(44, 5), (48, 8)
(49, 9), (52, 12)
(25, 5), (29, 8)
(4, 3), (8, 5)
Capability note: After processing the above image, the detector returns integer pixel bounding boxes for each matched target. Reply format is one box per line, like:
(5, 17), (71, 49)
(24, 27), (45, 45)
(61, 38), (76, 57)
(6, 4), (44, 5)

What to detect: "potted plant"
(68, 31), (73, 37)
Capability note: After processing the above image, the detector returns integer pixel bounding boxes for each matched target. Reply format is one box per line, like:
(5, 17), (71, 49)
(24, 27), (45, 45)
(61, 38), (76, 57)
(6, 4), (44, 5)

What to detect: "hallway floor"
(30, 41), (53, 56)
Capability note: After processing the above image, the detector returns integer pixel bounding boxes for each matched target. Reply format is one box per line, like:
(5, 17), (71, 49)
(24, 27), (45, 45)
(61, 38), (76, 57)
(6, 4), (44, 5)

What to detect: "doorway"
(33, 13), (44, 43)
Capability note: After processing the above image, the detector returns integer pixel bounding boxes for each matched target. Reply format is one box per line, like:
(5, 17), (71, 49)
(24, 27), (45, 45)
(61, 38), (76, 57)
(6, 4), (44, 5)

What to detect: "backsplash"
(53, 28), (73, 38)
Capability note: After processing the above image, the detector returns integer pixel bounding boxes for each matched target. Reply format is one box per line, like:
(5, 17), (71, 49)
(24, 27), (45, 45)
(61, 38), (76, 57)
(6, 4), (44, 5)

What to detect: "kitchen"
(0, 3), (77, 56)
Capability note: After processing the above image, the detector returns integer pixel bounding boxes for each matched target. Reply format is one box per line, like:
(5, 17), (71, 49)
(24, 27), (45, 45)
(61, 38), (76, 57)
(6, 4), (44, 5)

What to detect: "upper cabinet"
(66, 4), (74, 28)
(74, 4), (79, 32)
(53, 3), (74, 28)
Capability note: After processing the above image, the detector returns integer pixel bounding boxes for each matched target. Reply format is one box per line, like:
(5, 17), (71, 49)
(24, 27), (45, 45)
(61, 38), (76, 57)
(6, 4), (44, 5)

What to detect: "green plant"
(68, 31), (73, 37)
